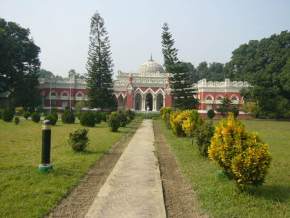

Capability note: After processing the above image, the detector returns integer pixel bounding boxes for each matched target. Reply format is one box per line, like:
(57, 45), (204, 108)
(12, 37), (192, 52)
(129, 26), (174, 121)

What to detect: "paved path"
(85, 120), (166, 218)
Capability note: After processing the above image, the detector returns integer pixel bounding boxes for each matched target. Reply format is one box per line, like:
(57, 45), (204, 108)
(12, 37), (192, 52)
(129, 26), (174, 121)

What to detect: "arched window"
(62, 92), (68, 97)
(231, 96), (238, 101)
(134, 93), (142, 111)
(206, 96), (213, 101)
(77, 92), (83, 97)
(156, 93), (164, 111)
(217, 96), (223, 101)
(50, 92), (56, 97)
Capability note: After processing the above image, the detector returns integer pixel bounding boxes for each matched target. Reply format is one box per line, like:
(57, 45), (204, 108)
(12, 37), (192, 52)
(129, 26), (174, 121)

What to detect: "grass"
(155, 119), (290, 218)
(0, 118), (140, 218)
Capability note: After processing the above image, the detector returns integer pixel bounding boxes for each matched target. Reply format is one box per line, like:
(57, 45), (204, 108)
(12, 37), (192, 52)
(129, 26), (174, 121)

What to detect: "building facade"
(38, 58), (249, 113)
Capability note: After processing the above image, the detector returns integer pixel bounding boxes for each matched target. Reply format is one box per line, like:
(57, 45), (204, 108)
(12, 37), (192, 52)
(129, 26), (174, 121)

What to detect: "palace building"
(39, 58), (249, 114)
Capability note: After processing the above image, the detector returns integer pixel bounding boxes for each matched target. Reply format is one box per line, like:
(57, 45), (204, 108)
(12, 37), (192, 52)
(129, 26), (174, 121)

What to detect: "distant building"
(38, 58), (249, 113)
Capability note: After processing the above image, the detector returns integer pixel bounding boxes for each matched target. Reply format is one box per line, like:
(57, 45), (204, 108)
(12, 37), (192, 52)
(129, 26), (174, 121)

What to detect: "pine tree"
(86, 12), (116, 110)
(161, 23), (178, 71)
(168, 62), (199, 109)
(161, 22), (198, 109)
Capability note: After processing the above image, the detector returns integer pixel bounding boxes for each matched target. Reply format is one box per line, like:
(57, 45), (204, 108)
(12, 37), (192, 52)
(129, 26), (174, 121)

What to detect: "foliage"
(74, 100), (87, 118)
(0, 18), (41, 109)
(86, 11), (116, 110)
(168, 62), (199, 109)
(14, 116), (20, 125)
(232, 106), (239, 118)
(117, 110), (128, 127)
(44, 113), (58, 125)
(192, 62), (225, 83)
(80, 111), (96, 127)
(217, 97), (232, 117)
(125, 109), (135, 121)
(108, 112), (120, 132)
(23, 111), (30, 120)
(68, 128), (89, 152)
(160, 107), (172, 120)
(226, 31), (290, 118)
(31, 112), (40, 123)
(2, 108), (14, 122)
(195, 121), (214, 156)
(181, 110), (203, 137)
(61, 109), (75, 124)
(93, 111), (102, 124)
(169, 110), (192, 137)
(161, 22), (179, 71)
(208, 114), (271, 188)
(207, 109), (215, 119)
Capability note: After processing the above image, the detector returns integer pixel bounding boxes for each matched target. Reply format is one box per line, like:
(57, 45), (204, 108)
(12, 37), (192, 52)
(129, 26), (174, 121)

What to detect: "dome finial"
(150, 53), (153, 61)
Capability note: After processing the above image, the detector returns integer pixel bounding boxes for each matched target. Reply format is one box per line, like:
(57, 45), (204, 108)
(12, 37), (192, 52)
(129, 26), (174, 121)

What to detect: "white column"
(153, 95), (157, 111)
(142, 94), (146, 111)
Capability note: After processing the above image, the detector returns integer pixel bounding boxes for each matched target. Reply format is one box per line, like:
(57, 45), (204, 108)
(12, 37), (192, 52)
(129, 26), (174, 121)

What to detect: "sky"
(1, 0), (290, 76)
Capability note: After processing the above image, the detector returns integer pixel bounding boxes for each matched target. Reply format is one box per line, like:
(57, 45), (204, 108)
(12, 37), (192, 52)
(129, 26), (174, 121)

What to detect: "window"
(62, 92), (68, 97)
(206, 96), (213, 101)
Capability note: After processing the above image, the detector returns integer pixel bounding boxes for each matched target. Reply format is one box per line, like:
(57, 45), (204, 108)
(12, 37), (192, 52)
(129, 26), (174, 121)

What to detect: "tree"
(161, 23), (178, 71)
(0, 18), (40, 109)
(227, 30), (290, 118)
(86, 12), (116, 110)
(168, 62), (199, 109)
(217, 97), (232, 117)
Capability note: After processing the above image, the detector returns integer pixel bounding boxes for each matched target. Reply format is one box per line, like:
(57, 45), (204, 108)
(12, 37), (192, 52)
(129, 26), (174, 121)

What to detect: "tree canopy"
(0, 18), (41, 109)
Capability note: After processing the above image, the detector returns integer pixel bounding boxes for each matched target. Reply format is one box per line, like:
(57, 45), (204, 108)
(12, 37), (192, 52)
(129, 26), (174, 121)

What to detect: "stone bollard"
(38, 120), (53, 173)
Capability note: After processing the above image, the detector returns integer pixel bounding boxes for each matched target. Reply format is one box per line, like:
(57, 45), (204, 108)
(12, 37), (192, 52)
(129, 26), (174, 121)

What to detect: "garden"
(156, 107), (290, 217)
(0, 108), (139, 218)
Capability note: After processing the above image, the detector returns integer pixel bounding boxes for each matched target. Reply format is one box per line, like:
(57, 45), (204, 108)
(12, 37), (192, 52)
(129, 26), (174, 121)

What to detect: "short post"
(38, 120), (53, 172)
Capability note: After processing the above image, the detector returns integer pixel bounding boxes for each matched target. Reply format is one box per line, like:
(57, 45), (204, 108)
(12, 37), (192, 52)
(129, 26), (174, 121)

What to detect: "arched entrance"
(156, 93), (164, 111)
(134, 93), (142, 111)
(117, 95), (125, 110)
(145, 93), (153, 111)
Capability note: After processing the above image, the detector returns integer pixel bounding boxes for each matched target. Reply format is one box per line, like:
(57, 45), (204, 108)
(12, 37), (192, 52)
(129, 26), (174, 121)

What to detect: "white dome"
(139, 59), (165, 75)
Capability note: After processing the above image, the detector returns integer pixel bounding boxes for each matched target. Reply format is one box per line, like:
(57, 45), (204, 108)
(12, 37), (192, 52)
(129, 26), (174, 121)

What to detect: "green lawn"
(0, 118), (140, 218)
(155, 119), (290, 218)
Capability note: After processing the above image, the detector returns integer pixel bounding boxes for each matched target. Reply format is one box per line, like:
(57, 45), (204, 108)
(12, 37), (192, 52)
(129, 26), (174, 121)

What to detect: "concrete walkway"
(85, 120), (166, 218)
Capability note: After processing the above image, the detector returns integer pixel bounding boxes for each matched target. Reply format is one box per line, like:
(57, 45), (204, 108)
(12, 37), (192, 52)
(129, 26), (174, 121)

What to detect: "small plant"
(61, 109), (75, 124)
(23, 111), (31, 120)
(207, 109), (215, 119)
(125, 109), (135, 121)
(80, 111), (96, 127)
(108, 112), (120, 132)
(195, 121), (214, 156)
(160, 107), (172, 121)
(68, 128), (89, 152)
(31, 112), (41, 123)
(232, 106), (239, 118)
(208, 113), (271, 189)
(94, 111), (102, 124)
(2, 108), (14, 122)
(45, 113), (58, 125)
(118, 110), (128, 127)
(182, 110), (203, 137)
(14, 116), (20, 125)
(100, 112), (108, 122)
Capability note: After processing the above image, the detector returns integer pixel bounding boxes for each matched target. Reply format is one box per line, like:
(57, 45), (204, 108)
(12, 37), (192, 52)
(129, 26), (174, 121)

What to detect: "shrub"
(15, 107), (24, 116)
(61, 109), (75, 124)
(160, 107), (172, 121)
(181, 110), (203, 137)
(14, 116), (20, 125)
(100, 112), (108, 122)
(45, 113), (58, 125)
(126, 109), (135, 121)
(31, 112), (41, 123)
(207, 109), (215, 119)
(80, 111), (96, 127)
(108, 112), (120, 132)
(118, 110), (128, 127)
(208, 113), (271, 188)
(2, 108), (14, 122)
(68, 128), (89, 152)
(94, 111), (102, 124)
(170, 110), (191, 137)
(0, 109), (3, 119)
(195, 121), (214, 156)
(23, 111), (31, 120)
(232, 107), (239, 118)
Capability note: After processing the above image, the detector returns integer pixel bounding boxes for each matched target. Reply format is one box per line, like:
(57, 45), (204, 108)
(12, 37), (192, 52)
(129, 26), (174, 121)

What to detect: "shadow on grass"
(246, 184), (290, 202)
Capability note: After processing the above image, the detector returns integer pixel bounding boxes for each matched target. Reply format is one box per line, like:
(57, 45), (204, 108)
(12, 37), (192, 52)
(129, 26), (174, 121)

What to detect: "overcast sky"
(1, 0), (290, 76)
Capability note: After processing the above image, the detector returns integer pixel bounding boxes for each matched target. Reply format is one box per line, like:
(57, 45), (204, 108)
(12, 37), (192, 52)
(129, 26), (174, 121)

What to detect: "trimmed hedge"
(61, 109), (75, 124)
(2, 108), (14, 122)
(108, 112), (120, 132)
(80, 112), (96, 127)
(31, 112), (41, 123)
(68, 128), (89, 151)
(45, 113), (58, 125)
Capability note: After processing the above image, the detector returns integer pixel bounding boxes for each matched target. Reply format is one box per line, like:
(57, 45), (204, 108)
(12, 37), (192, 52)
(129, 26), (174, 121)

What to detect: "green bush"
(94, 111), (102, 124)
(31, 112), (41, 123)
(80, 111), (96, 127)
(45, 113), (58, 125)
(118, 110), (128, 127)
(232, 106), (239, 118)
(100, 112), (108, 122)
(195, 121), (214, 156)
(160, 107), (172, 121)
(14, 117), (20, 125)
(2, 108), (14, 122)
(61, 109), (75, 124)
(108, 112), (120, 132)
(207, 109), (215, 119)
(68, 128), (89, 152)
(23, 111), (30, 120)
(126, 109), (135, 121)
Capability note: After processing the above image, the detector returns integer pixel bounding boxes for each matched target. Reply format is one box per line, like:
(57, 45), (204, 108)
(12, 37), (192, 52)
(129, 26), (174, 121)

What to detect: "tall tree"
(0, 18), (40, 109)
(86, 12), (115, 110)
(161, 23), (178, 71)
(168, 62), (199, 109)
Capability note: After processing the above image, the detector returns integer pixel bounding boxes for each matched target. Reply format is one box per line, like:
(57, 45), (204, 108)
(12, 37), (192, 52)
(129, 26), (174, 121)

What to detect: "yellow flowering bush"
(181, 110), (203, 137)
(170, 110), (190, 136)
(208, 113), (271, 188)
(160, 107), (172, 120)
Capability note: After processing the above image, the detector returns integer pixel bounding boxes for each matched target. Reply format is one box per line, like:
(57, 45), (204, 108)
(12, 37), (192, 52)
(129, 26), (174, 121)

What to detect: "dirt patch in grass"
(47, 128), (136, 218)
(153, 121), (207, 218)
